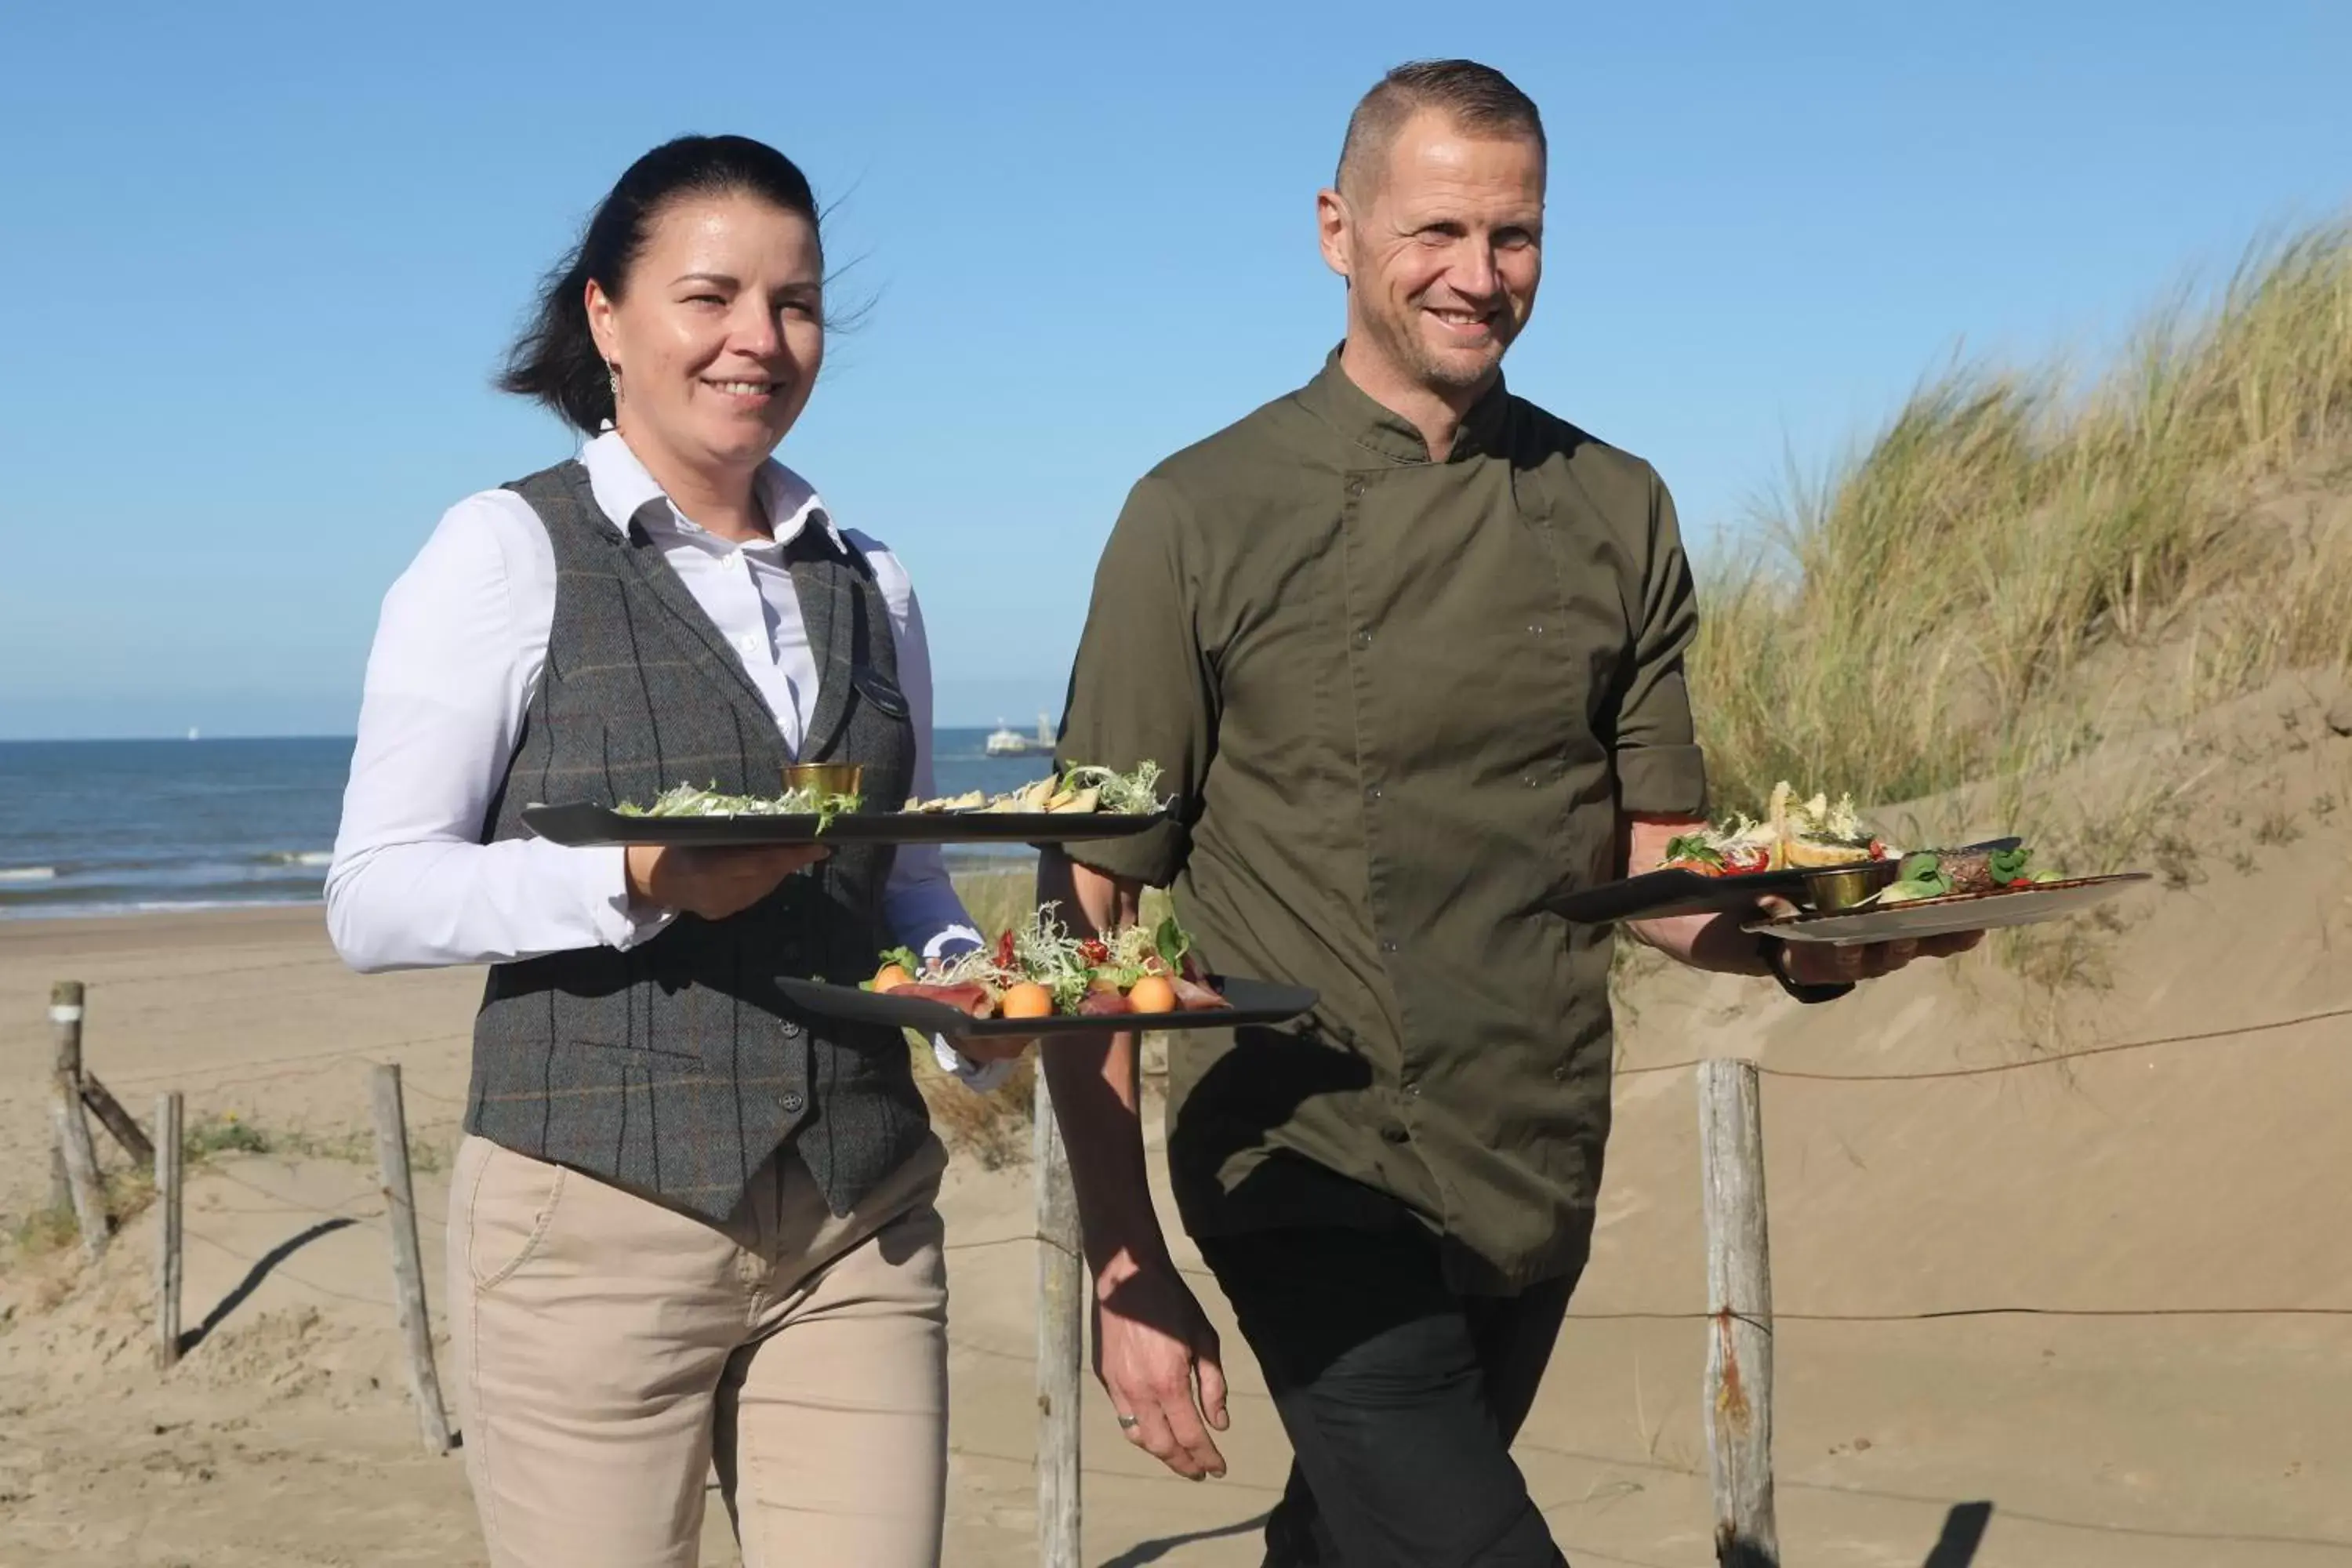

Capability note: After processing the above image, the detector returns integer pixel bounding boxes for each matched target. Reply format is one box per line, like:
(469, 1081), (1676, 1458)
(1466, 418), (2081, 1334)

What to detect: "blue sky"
(2, 1), (2347, 738)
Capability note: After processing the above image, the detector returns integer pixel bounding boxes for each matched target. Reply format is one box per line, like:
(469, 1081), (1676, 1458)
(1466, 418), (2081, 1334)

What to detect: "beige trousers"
(444, 1131), (951, 1567)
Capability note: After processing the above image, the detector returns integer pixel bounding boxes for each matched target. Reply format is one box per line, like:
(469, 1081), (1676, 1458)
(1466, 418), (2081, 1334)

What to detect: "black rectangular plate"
(1545, 837), (2022, 925)
(775, 974), (1318, 1040)
(522, 802), (1169, 849)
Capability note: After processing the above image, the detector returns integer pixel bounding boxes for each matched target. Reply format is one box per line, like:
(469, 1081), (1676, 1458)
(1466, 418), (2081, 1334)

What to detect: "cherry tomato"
(1080, 938), (1109, 965)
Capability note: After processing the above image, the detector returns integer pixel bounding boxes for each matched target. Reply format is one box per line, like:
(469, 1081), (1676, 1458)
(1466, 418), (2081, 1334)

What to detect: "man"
(1039, 60), (1976, 1566)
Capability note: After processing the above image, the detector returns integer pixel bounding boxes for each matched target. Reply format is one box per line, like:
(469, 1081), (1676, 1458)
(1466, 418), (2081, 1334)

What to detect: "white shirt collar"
(579, 427), (842, 554)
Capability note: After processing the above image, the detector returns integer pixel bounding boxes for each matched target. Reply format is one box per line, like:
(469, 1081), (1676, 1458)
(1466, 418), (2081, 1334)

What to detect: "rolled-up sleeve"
(1052, 474), (1215, 887)
(1610, 466), (1708, 816)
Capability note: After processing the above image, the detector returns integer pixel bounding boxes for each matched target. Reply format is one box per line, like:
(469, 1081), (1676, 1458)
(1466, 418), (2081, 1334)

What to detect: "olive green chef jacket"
(1057, 348), (1708, 1293)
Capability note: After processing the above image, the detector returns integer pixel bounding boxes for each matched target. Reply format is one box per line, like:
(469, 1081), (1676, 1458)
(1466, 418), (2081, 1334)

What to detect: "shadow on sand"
(1099, 1511), (1273, 1566)
(180, 1215), (354, 1355)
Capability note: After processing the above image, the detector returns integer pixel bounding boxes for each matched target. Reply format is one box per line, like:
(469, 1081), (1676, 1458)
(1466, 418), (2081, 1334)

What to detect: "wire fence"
(1614, 998), (2352, 1081)
(41, 993), (2352, 1323)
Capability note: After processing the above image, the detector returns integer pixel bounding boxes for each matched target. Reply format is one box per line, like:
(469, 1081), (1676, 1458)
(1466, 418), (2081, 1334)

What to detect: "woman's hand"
(953, 1033), (1038, 1065)
(623, 844), (828, 920)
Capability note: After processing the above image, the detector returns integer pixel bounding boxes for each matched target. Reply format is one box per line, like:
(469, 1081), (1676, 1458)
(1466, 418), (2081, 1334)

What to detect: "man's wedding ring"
(1116, 1414), (1141, 1429)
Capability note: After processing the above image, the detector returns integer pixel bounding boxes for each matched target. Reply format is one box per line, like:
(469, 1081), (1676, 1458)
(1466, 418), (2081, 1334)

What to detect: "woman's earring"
(607, 361), (622, 408)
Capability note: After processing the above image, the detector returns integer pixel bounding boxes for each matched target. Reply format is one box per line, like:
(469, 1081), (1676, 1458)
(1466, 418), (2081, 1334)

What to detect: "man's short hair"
(1335, 59), (1546, 201)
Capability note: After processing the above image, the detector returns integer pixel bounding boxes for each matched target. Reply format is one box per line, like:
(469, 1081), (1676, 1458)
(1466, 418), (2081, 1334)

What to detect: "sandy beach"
(5, 683), (2351, 1566)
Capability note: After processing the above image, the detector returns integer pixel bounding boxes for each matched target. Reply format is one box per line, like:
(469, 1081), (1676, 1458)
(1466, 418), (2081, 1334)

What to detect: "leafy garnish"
(614, 780), (863, 833)
(1013, 903), (1096, 1013)
(902, 760), (1171, 818)
(1057, 761), (1168, 816)
(1152, 913), (1192, 975)
(871, 902), (1205, 1014)
(1875, 851), (1954, 905)
(1662, 834), (1725, 869)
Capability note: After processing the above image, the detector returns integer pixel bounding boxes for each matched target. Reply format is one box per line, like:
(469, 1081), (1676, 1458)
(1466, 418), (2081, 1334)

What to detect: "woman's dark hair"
(500, 134), (822, 434)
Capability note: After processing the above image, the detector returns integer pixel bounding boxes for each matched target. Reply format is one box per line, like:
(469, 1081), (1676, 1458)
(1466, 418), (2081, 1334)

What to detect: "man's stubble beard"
(1358, 291), (1512, 398)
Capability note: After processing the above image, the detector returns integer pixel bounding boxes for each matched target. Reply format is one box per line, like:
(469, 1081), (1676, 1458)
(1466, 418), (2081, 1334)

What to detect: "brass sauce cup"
(784, 762), (865, 798)
(1806, 859), (1899, 911)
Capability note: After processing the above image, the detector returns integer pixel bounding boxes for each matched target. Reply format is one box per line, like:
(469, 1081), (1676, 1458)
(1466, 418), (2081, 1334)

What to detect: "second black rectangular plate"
(523, 801), (1169, 849)
(1545, 838), (2021, 925)
(775, 975), (1318, 1040)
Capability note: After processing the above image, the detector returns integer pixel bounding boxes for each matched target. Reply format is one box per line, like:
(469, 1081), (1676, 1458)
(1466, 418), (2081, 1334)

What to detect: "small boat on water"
(985, 713), (1056, 757)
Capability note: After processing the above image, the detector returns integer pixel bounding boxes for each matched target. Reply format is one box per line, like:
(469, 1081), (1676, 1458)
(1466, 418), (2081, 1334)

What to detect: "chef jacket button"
(1382, 1126), (1410, 1145)
(1347, 478), (1367, 497)
(1380, 938), (1399, 955)
(782, 1091), (806, 1114)
(1356, 629), (1373, 646)
(1402, 1079), (1421, 1098)
(1367, 784), (1382, 801)
(1528, 622), (1544, 635)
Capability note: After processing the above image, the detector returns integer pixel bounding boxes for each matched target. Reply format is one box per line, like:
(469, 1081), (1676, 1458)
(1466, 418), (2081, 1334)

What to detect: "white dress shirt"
(327, 430), (1007, 1085)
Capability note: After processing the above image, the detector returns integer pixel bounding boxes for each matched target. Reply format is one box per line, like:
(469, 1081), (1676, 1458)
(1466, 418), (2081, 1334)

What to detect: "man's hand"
(1619, 815), (1985, 983)
(1094, 1254), (1230, 1480)
(1033, 848), (1226, 1478)
(623, 844), (828, 921)
(1773, 926), (1984, 985)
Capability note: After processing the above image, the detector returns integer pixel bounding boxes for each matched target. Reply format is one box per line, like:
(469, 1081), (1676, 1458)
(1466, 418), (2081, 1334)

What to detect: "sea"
(0, 732), (1061, 923)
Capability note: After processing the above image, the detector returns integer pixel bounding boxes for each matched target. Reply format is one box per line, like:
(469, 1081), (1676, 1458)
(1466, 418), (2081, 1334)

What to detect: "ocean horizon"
(0, 731), (1059, 922)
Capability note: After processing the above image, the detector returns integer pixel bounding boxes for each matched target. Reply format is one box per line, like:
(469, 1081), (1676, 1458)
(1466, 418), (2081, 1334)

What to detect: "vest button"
(782, 1022), (804, 1039)
(782, 1091), (806, 1114)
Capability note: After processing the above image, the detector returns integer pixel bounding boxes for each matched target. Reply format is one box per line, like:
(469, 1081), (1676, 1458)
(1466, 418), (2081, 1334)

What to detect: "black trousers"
(1198, 1216), (1577, 1567)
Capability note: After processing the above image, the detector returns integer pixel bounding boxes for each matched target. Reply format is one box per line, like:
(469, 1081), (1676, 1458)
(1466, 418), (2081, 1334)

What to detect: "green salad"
(1872, 845), (2065, 905)
(613, 781), (864, 833)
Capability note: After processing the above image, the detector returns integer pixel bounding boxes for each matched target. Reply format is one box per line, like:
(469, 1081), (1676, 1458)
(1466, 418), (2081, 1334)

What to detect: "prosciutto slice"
(1078, 989), (1133, 1017)
(1170, 975), (1230, 1011)
(890, 982), (996, 1018)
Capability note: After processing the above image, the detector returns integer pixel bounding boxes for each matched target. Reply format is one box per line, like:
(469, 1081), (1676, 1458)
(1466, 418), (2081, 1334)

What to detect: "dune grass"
(1690, 217), (2352, 830)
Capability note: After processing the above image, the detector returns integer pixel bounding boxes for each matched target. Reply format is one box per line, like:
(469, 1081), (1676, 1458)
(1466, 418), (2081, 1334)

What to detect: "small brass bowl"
(784, 762), (865, 798)
(1806, 861), (1898, 912)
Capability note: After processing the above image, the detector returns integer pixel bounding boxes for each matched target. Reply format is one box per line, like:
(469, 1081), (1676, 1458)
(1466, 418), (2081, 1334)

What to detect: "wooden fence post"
(157, 1092), (184, 1370)
(1699, 1058), (1780, 1568)
(369, 1064), (453, 1454)
(48, 982), (77, 1214)
(50, 979), (157, 1167)
(49, 982), (107, 1260)
(1033, 1069), (1083, 1567)
(53, 980), (86, 1087)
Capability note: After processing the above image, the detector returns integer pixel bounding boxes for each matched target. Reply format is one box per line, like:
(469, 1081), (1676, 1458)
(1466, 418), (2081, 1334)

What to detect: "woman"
(326, 134), (1022, 1566)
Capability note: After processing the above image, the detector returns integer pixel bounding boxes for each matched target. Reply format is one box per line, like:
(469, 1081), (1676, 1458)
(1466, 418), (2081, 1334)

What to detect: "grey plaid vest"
(464, 459), (928, 1222)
